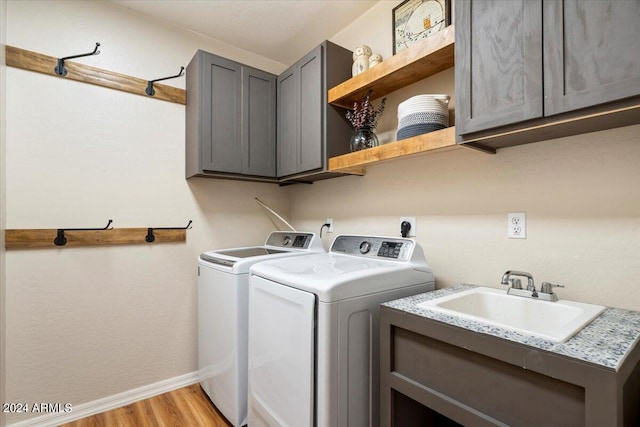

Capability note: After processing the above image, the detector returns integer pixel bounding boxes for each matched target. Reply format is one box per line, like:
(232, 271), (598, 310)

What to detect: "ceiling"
(111, 0), (379, 66)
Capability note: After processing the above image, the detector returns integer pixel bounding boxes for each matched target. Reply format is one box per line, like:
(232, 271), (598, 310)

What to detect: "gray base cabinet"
(186, 50), (276, 180)
(455, 0), (640, 147)
(380, 306), (640, 427)
(277, 41), (353, 181)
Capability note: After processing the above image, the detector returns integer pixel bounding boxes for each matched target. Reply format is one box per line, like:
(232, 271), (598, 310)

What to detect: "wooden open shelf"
(325, 25), (493, 174)
(328, 127), (464, 172)
(328, 25), (455, 109)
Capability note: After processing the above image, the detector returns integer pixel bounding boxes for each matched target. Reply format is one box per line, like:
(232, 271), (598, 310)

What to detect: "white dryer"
(247, 235), (435, 427)
(198, 231), (324, 427)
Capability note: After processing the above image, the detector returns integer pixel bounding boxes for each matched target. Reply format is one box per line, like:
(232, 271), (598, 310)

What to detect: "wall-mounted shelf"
(329, 127), (464, 172)
(328, 25), (455, 108)
(5, 227), (187, 249)
(327, 24), (493, 173)
(5, 45), (186, 105)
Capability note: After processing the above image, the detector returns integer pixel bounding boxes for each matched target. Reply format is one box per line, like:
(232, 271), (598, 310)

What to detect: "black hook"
(54, 219), (113, 246)
(55, 42), (101, 76)
(146, 220), (192, 243)
(146, 66), (185, 96)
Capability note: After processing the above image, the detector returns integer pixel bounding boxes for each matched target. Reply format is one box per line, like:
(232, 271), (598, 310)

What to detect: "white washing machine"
(247, 235), (435, 427)
(198, 231), (325, 427)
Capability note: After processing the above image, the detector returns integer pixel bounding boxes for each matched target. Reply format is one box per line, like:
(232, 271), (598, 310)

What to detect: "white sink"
(416, 287), (605, 342)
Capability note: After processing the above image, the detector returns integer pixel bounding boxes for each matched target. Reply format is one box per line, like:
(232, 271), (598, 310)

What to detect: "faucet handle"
(540, 282), (564, 294)
(509, 278), (522, 289)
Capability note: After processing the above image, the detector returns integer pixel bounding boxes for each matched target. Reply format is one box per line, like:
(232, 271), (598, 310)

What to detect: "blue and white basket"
(397, 94), (450, 140)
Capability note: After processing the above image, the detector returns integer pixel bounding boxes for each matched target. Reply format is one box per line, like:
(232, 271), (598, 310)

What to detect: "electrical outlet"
(325, 218), (333, 233)
(508, 212), (526, 239)
(399, 217), (416, 237)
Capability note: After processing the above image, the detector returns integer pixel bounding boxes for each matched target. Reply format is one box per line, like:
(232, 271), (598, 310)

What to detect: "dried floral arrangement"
(345, 90), (387, 130)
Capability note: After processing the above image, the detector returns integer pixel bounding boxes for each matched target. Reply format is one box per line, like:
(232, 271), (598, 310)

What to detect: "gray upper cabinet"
(455, 0), (543, 135)
(186, 50), (276, 179)
(543, 0), (640, 116)
(242, 67), (277, 177)
(297, 47), (323, 174)
(277, 41), (353, 181)
(277, 64), (301, 177)
(456, 0), (640, 145)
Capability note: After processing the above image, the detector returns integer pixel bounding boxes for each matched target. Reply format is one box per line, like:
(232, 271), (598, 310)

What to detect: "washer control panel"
(265, 232), (314, 249)
(331, 235), (414, 261)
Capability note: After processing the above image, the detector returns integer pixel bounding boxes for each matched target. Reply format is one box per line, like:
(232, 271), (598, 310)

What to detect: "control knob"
(282, 235), (291, 246)
(359, 241), (371, 254)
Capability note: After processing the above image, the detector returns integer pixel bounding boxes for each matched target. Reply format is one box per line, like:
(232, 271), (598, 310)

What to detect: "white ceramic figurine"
(369, 53), (383, 68)
(352, 45), (372, 77)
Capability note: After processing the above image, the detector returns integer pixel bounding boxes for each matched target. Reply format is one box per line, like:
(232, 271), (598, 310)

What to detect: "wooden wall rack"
(5, 222), (191, 249)
(5, 45), (186, 105)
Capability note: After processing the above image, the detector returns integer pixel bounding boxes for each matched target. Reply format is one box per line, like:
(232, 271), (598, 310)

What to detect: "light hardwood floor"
(60, 384), (232, 427)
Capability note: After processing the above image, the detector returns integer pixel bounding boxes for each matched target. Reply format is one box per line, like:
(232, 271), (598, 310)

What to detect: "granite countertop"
(382, 284), (640, 370)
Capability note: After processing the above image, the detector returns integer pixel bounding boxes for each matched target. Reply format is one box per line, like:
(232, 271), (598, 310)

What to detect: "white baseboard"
(8, 371), (200, 427)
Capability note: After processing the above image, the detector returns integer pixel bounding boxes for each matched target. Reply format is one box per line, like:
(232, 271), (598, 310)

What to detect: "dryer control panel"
(330, 235), (415, 262)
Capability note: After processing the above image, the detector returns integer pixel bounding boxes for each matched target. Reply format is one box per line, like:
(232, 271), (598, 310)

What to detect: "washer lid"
(213, 247), (287, 259)
(199, 232), (325, 274)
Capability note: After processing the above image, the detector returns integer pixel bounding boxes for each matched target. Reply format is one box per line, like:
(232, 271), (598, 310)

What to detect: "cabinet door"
(297, 45), (323, 173)
(455, 0), (543, 135)
(544, 0), (640, 116)
(201, 53), (242, 173)
(277, 65), (299, 177)
(242, 67), (276, 177)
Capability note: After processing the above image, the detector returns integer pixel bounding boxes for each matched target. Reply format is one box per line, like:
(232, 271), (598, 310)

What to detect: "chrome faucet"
(501, 270), (538, 298)
(501, 271), (565, 301)
(501, 271), (535, 292)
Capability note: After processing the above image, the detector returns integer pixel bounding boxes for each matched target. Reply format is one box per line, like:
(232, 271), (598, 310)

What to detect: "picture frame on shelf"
(392, 0), (451, 55)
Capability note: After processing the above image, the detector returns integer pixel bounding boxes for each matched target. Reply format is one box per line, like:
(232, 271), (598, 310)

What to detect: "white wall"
(291, 128), (640, 310)
(4, 1), (290, 424)
(289, 0), (640, 311)
(1, 0), (8, 425)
